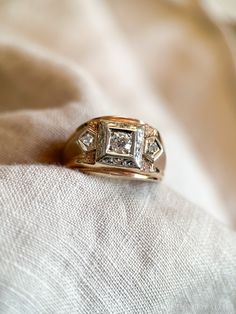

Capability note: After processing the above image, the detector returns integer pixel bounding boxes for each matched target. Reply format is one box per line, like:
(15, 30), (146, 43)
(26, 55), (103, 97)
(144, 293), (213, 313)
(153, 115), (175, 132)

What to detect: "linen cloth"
(0, 0), (236, 313)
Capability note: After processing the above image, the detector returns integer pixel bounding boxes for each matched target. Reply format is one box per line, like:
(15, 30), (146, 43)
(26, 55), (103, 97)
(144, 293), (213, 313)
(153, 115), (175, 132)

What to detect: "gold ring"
(63, 116), (166, 181)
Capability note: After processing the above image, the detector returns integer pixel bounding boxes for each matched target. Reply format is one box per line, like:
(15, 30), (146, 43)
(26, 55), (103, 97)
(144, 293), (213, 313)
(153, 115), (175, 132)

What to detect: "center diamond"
(109, 130), (133, 155)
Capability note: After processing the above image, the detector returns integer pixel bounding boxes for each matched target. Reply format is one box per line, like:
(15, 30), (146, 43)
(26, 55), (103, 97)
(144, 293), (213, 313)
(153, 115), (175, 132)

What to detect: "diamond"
(148, 141), (159, 154)
(145, 137), (162, 161)
(78, 131), (95, 151)
(122, 159), (134, 167)
(80, 132), (94, 147)
(108, 129), (133, 155)
(101, 157), (115, 165)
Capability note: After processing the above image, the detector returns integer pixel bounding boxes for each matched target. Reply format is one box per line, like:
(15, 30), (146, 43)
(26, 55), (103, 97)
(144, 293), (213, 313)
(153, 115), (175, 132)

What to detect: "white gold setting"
(96, 120), (145, 169)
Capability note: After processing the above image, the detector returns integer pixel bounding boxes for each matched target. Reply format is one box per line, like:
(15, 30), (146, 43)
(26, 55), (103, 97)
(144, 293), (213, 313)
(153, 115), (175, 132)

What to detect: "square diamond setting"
(77, 130), (95, 151)
(96, 120), (145, 169)
(108, 129), (133, 155)
(80, 132), (94, 147)
(144, 136), (162, 162)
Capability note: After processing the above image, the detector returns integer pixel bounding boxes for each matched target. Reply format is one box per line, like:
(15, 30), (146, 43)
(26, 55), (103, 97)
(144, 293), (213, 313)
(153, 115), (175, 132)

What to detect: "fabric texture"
(1, 165), (236, 313)
(0, 0), (236, 313)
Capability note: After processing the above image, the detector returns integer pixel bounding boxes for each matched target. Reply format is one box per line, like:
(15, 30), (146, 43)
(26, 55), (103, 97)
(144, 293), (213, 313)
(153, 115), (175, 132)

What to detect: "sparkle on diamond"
(147, 140), (160, 154)
(80, 131), (94, 147)
(108, 129), (133, 155)
(145, 137), (161, 161)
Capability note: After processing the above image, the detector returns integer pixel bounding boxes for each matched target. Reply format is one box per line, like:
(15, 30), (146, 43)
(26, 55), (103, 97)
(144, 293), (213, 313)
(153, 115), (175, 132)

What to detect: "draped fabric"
(0, 1), (236, 313)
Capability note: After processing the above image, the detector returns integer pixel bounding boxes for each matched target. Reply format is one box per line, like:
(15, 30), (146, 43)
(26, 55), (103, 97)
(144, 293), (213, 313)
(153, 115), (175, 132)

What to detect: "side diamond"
(144, 136), (162, 161)
(77, 131), (95, 151)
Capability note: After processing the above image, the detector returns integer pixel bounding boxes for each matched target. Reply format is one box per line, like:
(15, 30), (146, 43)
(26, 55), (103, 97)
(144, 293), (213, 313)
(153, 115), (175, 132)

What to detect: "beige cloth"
(0, 1), (236, 313)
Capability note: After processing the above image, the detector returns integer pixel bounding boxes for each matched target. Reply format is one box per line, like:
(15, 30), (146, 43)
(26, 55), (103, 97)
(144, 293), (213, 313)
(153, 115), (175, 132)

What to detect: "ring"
(63, 116), (166, 181)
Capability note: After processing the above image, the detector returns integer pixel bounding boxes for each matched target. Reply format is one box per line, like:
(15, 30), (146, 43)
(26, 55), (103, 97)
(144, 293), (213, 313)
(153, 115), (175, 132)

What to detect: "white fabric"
(1, 165), (236, 313)
(0, 0), (236, 313)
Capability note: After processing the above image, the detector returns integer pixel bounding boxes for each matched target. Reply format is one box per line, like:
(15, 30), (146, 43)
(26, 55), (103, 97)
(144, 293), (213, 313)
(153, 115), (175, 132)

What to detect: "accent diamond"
(78, 131), (95, 151)
(81, 132), (94, 146)
(145, 137), (162, 161)
(148, 141), (159, 154)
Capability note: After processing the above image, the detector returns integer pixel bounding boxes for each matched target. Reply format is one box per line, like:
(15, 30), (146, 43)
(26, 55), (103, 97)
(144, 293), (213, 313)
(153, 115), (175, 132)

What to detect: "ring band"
(63, 116), (166, 181)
